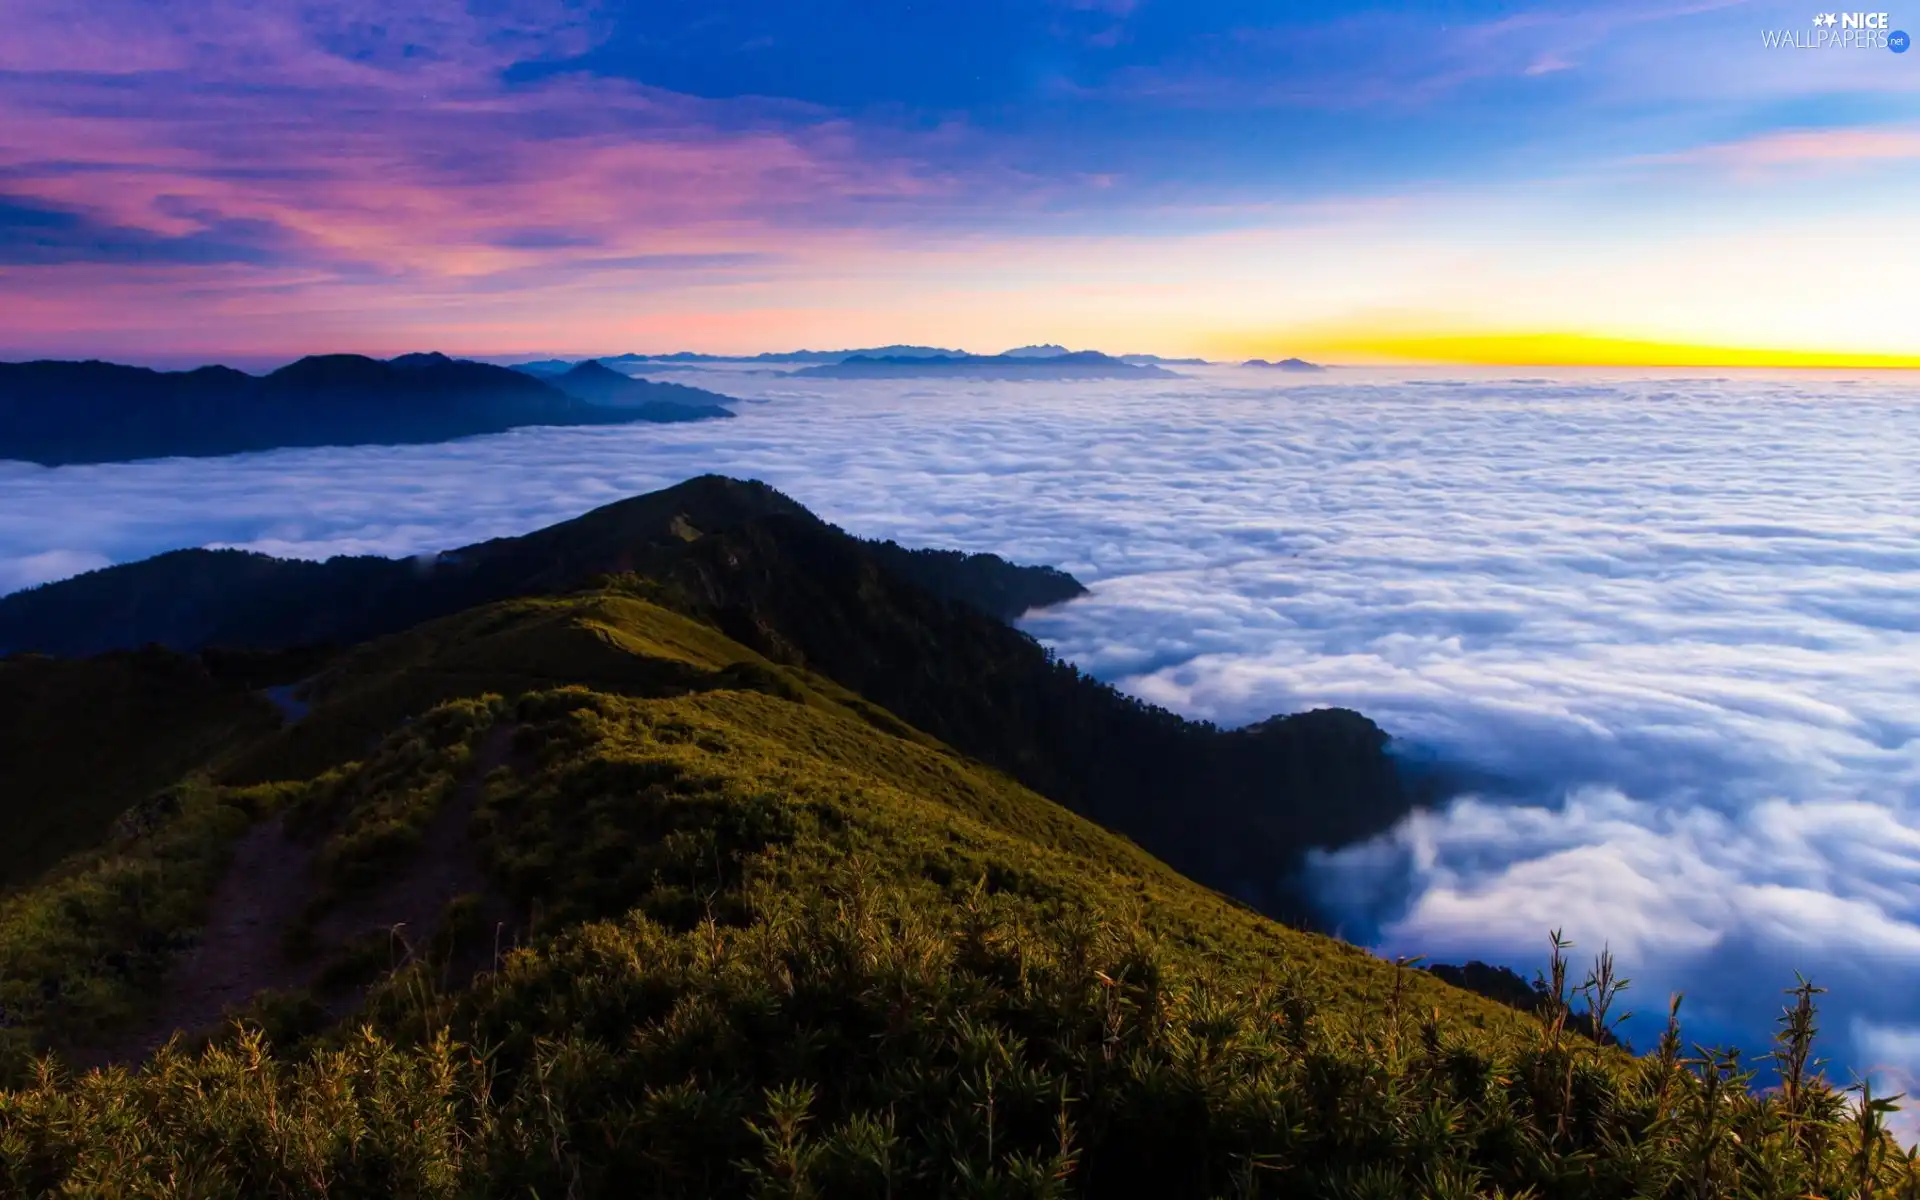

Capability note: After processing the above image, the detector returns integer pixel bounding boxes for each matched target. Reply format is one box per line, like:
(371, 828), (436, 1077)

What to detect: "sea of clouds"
(5, 363), (1920, 1091)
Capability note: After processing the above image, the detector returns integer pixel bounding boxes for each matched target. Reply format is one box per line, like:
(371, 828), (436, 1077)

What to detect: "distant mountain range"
(1243, 357), (1326, 372)
(504, 358), (580, 375)
(1006, 345), (1212, 366)
(514, 345), (1216, 371)
(0, 353), (737, 466)
(600, 345), (967, 365)
(795, 350), (1178, 380)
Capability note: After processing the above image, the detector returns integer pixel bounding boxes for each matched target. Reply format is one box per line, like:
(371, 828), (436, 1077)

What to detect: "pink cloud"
(1644, 127), (1920, 168)
(0, 0), (999, 356)
(1620, 126), (1920, 191)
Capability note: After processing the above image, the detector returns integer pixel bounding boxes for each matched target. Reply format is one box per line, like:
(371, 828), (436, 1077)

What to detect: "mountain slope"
(0, 352), (737, 465)
(544, 360), (737, 421)
(0, 478), (1395, 921)
(611, 507), (1405, 914)
(0, 585), (1889, 1196)
(0, 649), (281, 890)
(0, 477), (1083, 656)
(0, 587), (1459, 1075)
(608, 344), (966, 363)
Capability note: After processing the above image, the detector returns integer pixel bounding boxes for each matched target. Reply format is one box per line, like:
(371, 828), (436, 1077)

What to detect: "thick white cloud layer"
(5, 364), (1920, 1087)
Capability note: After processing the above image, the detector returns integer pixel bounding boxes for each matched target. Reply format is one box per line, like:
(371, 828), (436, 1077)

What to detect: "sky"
(4, 0), (1920, 365)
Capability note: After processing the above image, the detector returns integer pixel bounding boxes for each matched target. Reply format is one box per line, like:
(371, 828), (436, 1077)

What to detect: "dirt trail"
(84, 817), (319, 1066)
(315, 721), (520, 997)
(86, 722), (520, 1066)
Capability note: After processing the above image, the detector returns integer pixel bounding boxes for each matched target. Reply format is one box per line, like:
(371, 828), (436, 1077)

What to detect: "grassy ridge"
(225, 593), (936, 785)
(0, 590), (1913, 1194)
(0, 779), (276, 1069)
(1, 682), (1911, 1195)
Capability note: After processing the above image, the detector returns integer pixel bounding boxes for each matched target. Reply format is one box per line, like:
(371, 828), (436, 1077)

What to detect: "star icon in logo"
(1813, 11), (1838, 26)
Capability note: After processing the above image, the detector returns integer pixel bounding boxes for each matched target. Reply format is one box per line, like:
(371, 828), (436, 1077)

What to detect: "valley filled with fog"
(5, 363), (1918, 1089)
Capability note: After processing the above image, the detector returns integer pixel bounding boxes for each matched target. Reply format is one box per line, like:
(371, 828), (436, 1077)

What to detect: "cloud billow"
(3, 365), (1920, 1090)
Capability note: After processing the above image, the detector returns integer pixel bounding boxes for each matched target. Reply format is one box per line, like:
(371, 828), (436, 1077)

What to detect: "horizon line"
(8, 333), (1920, 373)
(1254, 331), (1920, 371)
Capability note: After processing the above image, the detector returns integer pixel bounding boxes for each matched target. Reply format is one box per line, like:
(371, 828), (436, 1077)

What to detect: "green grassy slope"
(0, 591), (1908, 1196)
(626, 509), (1411, 918)
(224, 592), (934, 784)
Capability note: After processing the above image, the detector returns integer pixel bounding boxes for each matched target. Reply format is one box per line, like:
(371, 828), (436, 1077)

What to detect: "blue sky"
(3, 0), (1919, 361)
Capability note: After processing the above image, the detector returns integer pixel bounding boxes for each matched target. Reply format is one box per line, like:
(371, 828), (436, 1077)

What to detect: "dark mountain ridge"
(504, 358), (576, 375)
(1, 476), (1399, 922)
(0, 352), (737, 465)
(616, 508), (1403, 911)
(0, 478), (1084, 658)
(604, 344), (966, 364)
(543, 360), (737, 421)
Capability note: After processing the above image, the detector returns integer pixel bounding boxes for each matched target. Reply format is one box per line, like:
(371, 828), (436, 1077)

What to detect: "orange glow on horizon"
(1249, 331), (1920, 370)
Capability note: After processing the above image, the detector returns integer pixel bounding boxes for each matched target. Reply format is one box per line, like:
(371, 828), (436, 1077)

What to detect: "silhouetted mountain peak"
(267, 353), (391, 381)
(263, 353), (541, 391)
(559, 359), (625, 382)
(492, 475), (817, 562)
(0, 475), (1072, 643)
(541, 361), (737, 417)
(388, 351), (455, 369)
(1243, 357), (1326, 372)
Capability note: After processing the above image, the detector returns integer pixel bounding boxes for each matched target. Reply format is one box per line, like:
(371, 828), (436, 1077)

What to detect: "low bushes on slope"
(2, 684), (1913, 1196)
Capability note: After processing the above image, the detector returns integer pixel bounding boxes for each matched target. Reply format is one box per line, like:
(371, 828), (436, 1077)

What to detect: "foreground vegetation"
(9, 891), (1914, 1198)
(1, 679), (1912, 1195)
